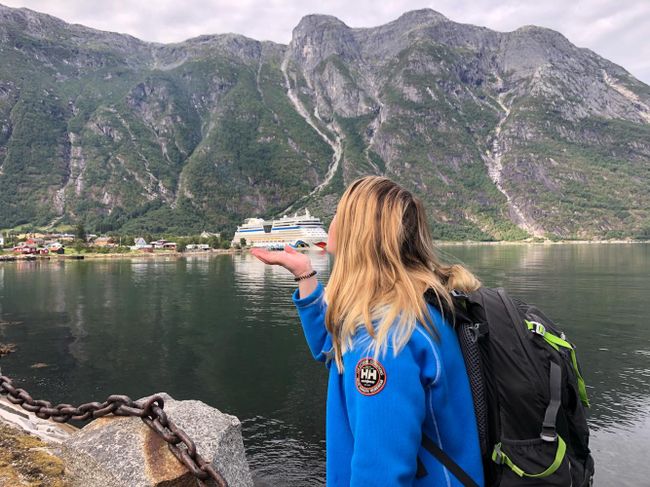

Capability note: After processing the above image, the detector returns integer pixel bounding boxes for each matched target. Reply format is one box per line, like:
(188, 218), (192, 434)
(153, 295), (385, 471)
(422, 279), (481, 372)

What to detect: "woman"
(251, 176), (484, 487)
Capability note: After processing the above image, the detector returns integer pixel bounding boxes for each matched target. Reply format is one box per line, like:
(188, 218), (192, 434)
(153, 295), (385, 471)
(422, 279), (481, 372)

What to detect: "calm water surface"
(0, 244), (648, 486)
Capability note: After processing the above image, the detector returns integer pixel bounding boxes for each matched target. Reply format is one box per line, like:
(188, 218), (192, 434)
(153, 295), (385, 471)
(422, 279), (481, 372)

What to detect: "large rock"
(61, 393), (253, 487)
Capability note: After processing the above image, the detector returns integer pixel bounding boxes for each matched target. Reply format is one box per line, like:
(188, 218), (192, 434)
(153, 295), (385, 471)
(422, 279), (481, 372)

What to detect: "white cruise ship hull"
(231, 210), (328, 249)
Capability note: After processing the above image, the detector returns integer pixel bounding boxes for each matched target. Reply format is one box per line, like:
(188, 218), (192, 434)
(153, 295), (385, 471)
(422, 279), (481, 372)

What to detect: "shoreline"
(432, 239), (649, 246)
(0, 240), (648, 262)
(0, 248), (239, 262)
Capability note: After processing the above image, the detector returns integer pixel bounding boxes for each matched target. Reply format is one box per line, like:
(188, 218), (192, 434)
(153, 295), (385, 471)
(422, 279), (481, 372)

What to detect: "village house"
(151, 239), (178, 250)
(17, 232), (46, 240)
(0, 235), (4, 248)
(132, 237), (153, 252)
(93, 236), (116, 247)
(186, 243), (210, 251)
(200, 231), (221, 239)
(46, 242), (65, 254)
(26, 238), (45, 246)
(12, 239), (47, 254)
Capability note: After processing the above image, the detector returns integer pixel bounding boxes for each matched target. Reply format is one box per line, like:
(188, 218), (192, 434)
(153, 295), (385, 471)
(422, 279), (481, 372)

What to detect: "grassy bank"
(0, 422), (67, 487)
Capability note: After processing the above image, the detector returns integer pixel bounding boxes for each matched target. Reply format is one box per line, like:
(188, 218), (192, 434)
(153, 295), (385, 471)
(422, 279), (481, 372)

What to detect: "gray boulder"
(61, 393), (253, 487)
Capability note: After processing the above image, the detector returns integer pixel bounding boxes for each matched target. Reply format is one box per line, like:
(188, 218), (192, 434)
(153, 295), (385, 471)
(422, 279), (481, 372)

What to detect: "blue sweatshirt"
(292, 281), (484, 487)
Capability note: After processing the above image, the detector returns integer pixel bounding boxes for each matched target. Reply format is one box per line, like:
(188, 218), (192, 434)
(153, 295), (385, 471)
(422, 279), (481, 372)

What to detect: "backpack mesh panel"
(457, 322), (489, 454)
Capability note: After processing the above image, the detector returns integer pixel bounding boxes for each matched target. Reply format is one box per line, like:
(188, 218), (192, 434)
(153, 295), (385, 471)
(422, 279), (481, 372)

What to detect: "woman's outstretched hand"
(250, 245), (318, 298)
(250, 244), (314, 277)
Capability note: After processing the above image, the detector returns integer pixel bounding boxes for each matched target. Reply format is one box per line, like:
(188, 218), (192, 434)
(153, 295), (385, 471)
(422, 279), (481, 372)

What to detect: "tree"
(635, 226), (650, 240)
(240, 237), (247, 247)
(75, 223), (87, 242)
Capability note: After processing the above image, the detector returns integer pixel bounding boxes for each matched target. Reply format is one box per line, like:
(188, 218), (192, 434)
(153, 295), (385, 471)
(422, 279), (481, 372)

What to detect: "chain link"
(0, 374), (228, 487)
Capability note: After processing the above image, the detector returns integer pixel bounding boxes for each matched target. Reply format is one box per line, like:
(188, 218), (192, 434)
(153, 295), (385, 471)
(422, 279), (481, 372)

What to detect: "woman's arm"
(344, 342), (426, 486)
(292, 281), (332, 363)
(296, 264), (318, 298)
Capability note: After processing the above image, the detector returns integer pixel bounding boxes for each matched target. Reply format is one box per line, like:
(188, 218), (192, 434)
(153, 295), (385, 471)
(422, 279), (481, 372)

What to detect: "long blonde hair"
(324, 176), (481, 371)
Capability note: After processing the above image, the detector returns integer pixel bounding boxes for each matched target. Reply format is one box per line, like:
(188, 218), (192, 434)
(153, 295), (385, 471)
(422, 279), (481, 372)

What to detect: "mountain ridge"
(1, 3), (649, 239)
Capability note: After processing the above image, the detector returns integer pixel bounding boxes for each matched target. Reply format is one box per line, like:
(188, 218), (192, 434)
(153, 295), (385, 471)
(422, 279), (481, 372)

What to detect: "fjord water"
(0, 244), (648, 486)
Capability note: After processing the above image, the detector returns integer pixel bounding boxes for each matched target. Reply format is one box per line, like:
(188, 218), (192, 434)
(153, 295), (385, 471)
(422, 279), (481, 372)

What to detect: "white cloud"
(2, 0), (649, 83)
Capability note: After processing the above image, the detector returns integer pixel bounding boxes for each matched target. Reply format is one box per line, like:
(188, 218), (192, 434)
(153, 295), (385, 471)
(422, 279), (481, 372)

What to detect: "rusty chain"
(0, 373), (228, 487)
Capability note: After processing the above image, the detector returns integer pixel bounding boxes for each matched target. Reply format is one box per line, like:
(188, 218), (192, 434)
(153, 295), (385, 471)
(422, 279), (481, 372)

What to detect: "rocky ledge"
(0, 393), (253, 487)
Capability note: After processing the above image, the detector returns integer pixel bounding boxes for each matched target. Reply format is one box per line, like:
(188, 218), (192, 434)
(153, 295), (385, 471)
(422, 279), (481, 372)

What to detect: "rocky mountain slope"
(1, 4), (649, 239)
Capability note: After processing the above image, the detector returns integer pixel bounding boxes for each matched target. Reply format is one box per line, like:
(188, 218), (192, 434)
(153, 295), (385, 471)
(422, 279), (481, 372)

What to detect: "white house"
(0, 235), (4, 247)
(131, 237), (153, 252)
(186, 243), (210, 251)
(151, 239), (168, 249)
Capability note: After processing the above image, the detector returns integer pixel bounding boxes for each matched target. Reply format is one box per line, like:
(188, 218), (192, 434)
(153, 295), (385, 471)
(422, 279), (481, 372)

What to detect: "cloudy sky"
(3, 0), (649, 84)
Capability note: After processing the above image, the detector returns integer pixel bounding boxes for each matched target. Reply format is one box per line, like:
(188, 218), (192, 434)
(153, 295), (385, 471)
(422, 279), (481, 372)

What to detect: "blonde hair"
(324, 176), (481, 371)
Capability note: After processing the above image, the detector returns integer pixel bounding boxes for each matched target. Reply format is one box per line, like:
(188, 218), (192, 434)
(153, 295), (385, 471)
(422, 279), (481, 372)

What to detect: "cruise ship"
(231, 209), (328, 249)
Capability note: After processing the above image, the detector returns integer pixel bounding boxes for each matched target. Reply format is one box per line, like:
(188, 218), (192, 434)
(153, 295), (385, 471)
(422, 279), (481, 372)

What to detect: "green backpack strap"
(492, 361), (567, 478)
(492, 437), (567, 478)
(525, 320), (590, 407)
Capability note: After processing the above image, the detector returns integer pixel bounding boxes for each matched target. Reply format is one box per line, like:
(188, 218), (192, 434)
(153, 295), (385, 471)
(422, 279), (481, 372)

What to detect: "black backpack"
(422, 287), (595, 487)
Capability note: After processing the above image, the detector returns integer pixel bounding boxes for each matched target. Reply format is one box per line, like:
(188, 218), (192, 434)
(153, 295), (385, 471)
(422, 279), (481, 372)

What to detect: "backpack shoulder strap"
(421, 434), (480, 487)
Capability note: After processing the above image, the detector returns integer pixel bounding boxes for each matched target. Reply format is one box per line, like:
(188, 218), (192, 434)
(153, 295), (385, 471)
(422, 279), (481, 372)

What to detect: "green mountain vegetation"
(1, 5), (649, 240)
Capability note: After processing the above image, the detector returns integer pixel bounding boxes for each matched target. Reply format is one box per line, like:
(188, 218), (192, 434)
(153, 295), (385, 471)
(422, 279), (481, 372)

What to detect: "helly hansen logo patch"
(355, 358), (386, 396)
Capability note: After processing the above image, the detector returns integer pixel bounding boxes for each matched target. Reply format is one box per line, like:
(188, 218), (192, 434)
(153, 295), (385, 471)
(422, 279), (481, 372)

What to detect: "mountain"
(1, 4), (649, 239)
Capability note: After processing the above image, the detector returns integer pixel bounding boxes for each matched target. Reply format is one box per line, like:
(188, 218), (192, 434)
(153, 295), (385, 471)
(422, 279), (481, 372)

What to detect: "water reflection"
(0, 246), (647, 486)
(589, 403), (650, 486)
(233, 250), (331, 329)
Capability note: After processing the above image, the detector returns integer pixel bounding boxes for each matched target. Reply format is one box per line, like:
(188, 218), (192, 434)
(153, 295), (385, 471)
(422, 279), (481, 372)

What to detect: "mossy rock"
(0, 422), (67, 486)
